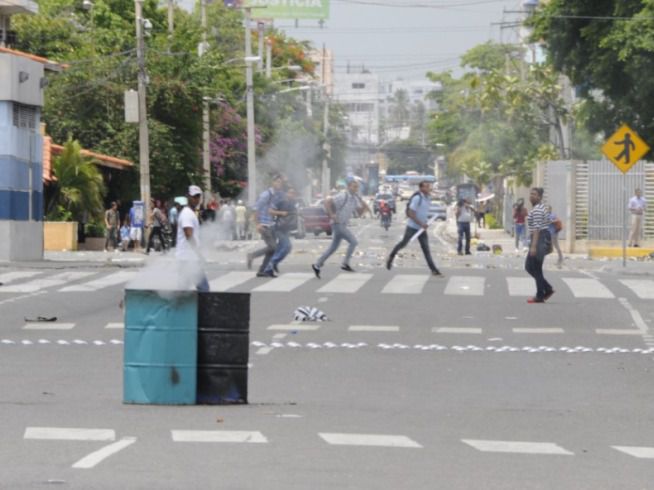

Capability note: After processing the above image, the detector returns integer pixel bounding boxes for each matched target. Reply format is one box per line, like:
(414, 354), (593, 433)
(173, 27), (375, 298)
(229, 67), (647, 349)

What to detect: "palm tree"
(46, 138), (106, 221)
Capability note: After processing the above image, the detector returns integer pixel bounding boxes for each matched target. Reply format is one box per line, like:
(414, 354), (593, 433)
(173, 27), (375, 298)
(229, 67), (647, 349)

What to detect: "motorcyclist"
(379, 200), (392, 229)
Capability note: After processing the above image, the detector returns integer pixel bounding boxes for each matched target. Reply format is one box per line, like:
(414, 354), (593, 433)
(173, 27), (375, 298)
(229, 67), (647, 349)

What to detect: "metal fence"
(539, 159), (654, 242)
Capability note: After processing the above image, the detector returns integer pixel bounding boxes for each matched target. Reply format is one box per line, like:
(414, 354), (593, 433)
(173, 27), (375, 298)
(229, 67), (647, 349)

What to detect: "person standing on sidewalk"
(628, 188), (646, 247)
(104, 201), (119, 252)
(455, 198), (474, 255)
(525, 187), (554, 304)
(312, 178), (371, 278)
(513, 198), (528, 251)
(386, 181), (443, 276)
(235, 200), (247, 240)
(176, 185), (209, 292)
(169, 201), (180, 248)
(247, 174), (284, 276)
(261, 187), (299, 277)
(146, 199), (168, 254)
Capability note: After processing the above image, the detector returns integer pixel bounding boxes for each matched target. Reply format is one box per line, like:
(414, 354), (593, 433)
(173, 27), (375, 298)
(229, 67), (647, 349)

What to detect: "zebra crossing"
(2, 268), (654, 301)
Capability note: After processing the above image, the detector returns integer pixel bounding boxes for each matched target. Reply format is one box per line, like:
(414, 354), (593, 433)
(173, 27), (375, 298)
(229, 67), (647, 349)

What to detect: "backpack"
(405, 192), (422, 217)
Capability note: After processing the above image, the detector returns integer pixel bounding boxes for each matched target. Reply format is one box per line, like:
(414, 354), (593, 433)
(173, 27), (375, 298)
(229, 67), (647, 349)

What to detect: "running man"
(386, 180), (442, 276)
(261, 187), (299, 277)
(247, 174), (284, 276)
(312, 178), (371, 278)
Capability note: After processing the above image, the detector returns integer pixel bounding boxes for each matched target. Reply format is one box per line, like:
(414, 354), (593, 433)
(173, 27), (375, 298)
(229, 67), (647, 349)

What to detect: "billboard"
(239, 0), (330, 20)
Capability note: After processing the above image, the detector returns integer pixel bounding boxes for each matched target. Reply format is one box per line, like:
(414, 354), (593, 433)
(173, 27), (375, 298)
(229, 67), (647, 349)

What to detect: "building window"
(352, 83), (365, 89)
(12, 103), (37, 130)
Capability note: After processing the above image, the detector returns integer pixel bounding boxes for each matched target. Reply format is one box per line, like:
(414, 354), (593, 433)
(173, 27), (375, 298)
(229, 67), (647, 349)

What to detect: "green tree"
(46, 139), (106, 221)
(383, 140), (434, 175)
(531, 0), (654, 148)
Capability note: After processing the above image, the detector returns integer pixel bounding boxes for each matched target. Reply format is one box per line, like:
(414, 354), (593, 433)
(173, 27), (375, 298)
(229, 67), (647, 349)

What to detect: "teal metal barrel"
(123, 289), (198, 405)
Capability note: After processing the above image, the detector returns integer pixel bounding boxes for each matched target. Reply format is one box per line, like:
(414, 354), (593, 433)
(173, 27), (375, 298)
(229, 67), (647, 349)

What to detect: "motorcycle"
(380, 208), (392, 231)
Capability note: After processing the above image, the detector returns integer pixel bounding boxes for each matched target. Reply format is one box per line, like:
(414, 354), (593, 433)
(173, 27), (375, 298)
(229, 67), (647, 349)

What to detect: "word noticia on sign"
(238, 0), (330, 19)
(601, 124), (651, 174)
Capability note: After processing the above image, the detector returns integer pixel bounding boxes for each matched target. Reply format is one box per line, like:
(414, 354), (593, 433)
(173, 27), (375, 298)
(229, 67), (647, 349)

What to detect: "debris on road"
(23, 316), (57, 322)
(293, 306), (328, 322)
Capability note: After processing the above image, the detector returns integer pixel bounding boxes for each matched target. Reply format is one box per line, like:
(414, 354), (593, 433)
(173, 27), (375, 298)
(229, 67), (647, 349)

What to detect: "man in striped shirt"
(525, 187), (554, 304)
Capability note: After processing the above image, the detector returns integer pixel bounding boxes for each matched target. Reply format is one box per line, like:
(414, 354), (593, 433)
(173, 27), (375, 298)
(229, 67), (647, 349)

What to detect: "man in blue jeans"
(386, 180), (442, 276)
(455, 198), (474, 255)
(261, 187), (298, 277)
(312, 178), (371, 278)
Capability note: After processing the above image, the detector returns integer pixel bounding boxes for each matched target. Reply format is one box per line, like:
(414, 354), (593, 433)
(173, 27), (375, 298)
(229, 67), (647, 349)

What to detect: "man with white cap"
(176, 185), (209, 292)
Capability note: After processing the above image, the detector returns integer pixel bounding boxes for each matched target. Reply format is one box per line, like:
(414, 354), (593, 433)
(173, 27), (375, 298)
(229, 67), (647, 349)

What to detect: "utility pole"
(321, 94), (330, 198)
(265, 37), (272, 78)
(257, 21), (264, 72)
(305, 85), (312, 118)
(200, 0), (211, 193)
(135, 0), (151, 224)
(245, 8), (257, 207)
(167, 0), (174, 35)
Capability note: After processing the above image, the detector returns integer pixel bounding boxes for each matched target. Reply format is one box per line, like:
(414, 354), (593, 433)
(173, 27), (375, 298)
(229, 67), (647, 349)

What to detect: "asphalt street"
(2, 217), (654, 489)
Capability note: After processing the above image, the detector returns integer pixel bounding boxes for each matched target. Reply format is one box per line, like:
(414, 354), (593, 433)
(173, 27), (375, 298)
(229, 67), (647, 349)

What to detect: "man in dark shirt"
(261, 187), (299, 277)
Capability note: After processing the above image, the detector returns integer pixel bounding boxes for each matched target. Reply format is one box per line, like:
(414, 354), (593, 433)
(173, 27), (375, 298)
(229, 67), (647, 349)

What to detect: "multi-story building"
(308, 47), (334, 95)
(333, 71), (380, 146)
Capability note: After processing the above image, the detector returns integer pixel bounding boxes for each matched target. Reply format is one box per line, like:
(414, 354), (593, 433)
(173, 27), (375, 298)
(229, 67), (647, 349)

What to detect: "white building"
(333, 71), (380, 146)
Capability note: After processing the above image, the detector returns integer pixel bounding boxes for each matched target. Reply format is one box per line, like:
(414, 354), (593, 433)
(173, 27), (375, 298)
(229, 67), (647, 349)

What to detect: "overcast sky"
(274, 0), (528, 83)
(181, 0), (528, 82)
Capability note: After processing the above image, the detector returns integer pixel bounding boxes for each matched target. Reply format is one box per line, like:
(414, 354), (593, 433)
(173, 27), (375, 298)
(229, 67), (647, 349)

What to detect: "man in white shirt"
(176, 185), (209, 292)
(628, 188), (646, 247)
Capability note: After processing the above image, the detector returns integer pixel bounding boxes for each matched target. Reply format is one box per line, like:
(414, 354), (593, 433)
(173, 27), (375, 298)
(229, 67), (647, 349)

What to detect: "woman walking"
(525, 188), (554, 304)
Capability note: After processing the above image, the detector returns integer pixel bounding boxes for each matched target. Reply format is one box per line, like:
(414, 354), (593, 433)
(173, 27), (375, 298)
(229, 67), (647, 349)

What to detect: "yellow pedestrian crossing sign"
(602, 124), (650, 174)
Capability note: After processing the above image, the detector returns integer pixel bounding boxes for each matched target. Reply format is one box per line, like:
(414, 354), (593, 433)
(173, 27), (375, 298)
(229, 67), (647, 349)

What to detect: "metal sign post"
(623, 173), (627, 268)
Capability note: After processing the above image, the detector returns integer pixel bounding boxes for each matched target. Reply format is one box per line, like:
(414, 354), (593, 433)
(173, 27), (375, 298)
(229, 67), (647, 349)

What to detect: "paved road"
(2, 217), (654, 489)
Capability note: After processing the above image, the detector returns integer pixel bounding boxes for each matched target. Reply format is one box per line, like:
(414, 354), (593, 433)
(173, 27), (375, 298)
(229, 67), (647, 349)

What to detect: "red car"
(301, 201), (332, 236)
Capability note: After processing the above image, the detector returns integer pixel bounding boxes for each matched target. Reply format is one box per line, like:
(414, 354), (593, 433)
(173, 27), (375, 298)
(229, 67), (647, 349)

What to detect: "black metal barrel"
(197, 292), (250, 404)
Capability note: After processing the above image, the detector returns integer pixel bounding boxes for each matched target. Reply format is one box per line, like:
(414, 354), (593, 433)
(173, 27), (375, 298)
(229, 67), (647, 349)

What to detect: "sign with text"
(601, 124), (650, 174)
(242, 0), (330, 19)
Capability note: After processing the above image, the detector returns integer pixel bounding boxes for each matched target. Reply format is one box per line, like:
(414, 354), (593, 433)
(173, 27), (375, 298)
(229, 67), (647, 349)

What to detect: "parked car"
(428, 200), (447, 221)
(301, 200), (332, 236)
(373, 193), (396, 215)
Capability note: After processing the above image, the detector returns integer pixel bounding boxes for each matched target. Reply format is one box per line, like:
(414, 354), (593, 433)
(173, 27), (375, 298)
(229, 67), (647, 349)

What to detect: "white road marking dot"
(612, 446), (654, 459)
(72, 437), (137, 469)
(462, 439), (573, 455)
(171, 430), (268, 443)
(23, 322), (76, 330)
(433, 327), (483, 334)
(319, 433), (422, 448)
(24, 427), (115, 442)
(349, 325), (400, 332)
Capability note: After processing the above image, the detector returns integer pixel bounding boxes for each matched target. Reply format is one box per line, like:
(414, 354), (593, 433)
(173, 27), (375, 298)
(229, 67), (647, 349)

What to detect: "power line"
(333, 0), (506, 9)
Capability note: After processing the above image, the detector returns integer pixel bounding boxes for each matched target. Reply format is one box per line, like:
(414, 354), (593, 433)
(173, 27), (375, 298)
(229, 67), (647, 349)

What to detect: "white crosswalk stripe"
(172, 430), (268, 443)
(506, 277), (534, 297)
(444, 276), (485, 296)
(1, 271), (95, 293)
(319, 433), (422, 448)
(0, 271), (43, 286)
(252, 273), (314, 292)
(317, 273), (373, 294)
(381, 274), (429, 294)
(208, 271), (256, 292)
(462, 439), (573, 455)
(562, 278), (614, 298)
(612, 446), (654, 459)
(619, 279), (654, 299)
(59, 271), (137, 292)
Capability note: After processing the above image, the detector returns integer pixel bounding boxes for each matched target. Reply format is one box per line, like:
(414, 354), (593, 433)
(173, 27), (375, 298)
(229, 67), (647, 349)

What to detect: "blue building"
(0, 0), (44, 260)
